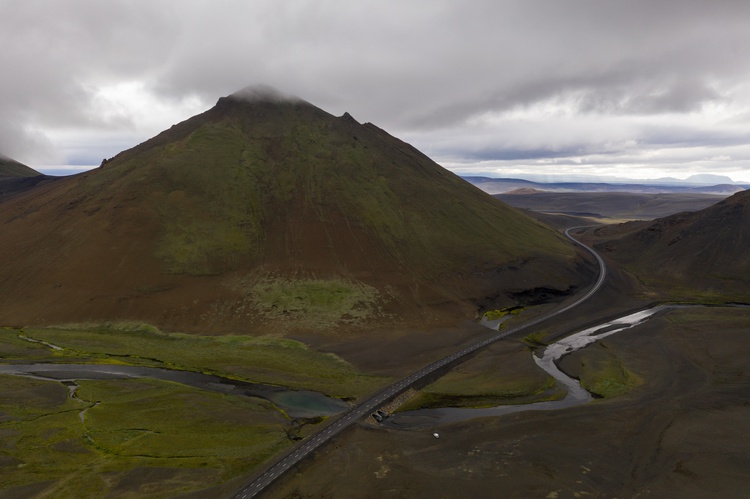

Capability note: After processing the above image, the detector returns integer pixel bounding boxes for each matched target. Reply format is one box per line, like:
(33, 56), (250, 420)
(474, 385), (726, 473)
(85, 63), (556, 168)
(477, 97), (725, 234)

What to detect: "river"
(384, 305), (673, 429)
(0, 362), (349, 418)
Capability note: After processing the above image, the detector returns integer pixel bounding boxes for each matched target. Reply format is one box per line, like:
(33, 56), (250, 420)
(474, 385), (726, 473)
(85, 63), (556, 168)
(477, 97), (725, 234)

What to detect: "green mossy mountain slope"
(0, 155), (41, 177)
(0, 157), (54, 204)
(0, 88), (589, 333)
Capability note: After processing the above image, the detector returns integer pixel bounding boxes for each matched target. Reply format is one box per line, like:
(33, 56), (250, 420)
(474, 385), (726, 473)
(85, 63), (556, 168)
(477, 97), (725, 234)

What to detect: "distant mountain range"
(497, 190), (725, 220)
(464, 176), (749, 196)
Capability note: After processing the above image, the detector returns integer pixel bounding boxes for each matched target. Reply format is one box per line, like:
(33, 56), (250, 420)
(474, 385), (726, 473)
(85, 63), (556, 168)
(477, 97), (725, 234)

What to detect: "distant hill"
(504, 188), (542, 195)
(593, 189), (750, 301)
(465, 176), (749, 196)
(0, 156), (57, 203)
(497, 190), (725, 220)
(683, 173), (735, 184)
(0, 87), (591, 333)
(0, 155), (41, 177)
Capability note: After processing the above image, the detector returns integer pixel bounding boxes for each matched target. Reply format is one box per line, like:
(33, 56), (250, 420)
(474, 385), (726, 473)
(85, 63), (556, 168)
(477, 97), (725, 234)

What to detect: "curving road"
(231, 226), (605, 499)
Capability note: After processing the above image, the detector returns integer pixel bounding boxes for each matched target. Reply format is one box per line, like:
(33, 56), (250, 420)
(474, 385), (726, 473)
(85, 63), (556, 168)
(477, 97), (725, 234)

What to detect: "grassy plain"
(6, 324), (387, 398)
(0, 375), (289, 498)
(566, 342), (644, 398)
(0, 324), (389, 497)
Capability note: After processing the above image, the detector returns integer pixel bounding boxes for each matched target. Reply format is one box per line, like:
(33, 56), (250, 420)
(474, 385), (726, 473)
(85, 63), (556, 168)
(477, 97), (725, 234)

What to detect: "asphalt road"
(230, 226), (605, 499)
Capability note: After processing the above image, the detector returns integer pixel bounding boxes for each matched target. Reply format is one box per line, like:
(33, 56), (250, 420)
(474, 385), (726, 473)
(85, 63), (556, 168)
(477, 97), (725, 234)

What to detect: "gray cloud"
(2, 0), (750, 180)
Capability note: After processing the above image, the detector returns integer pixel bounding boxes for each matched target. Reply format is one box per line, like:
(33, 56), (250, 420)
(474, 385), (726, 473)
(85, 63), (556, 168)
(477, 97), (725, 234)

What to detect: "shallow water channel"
(0, 363), (349, 418)
(384, 305), (673, 429)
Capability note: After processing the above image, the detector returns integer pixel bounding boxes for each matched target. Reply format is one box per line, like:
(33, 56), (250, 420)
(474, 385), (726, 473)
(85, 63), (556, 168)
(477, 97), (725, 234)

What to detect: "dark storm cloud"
(0, 0), (179, 162)
(2, 0), (750, 179)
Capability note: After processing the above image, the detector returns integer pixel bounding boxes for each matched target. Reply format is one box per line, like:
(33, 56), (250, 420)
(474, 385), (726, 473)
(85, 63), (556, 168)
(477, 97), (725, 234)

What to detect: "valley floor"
(265, 306), (750, 498)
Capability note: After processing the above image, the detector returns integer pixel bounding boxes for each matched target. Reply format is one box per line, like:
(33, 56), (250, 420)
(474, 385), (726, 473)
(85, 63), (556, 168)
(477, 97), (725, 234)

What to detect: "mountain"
(683, 173), (735, 185)
(464, 176), (749, 195)
(0, 156), (57, 203)
(594, 189), (750, 301)
(497, 190), (725, 220)
(0, 87), (590, 333)
(0, 155), (41, 177)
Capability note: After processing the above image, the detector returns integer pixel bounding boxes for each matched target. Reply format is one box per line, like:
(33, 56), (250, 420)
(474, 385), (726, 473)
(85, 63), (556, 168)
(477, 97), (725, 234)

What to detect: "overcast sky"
(2, 0), (750, 182)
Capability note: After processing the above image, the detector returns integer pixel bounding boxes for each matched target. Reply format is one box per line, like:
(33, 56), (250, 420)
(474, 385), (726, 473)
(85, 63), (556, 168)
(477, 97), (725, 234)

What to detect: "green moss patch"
(577, 349), (644, 398)
(243, 277), (381, 328)
(521, 331), (548, 348)
(481, 306), (524, 322)
(0, 375), (289, 498)
(5, 326), (386, 399)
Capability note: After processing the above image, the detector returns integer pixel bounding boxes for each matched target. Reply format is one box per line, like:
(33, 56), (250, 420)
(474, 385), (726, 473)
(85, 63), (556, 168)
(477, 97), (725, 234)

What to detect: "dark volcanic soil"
(260, 306), (750, 499)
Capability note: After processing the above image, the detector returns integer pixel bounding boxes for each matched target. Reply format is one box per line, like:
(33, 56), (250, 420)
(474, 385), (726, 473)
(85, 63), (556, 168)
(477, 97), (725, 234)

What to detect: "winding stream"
(384, 305), (673, 429)
(0, 362), (349, 418)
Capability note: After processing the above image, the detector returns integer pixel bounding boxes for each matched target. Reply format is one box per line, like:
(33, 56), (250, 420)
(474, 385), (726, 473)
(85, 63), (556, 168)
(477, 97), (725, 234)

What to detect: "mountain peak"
(224, 84), (307, 105)
(340, 111), (359, 124)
